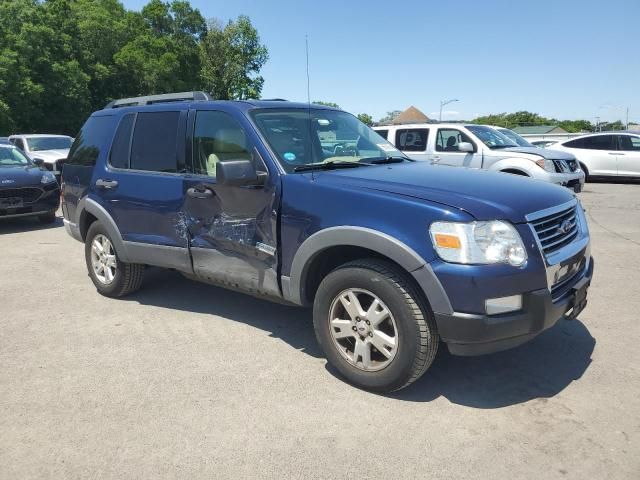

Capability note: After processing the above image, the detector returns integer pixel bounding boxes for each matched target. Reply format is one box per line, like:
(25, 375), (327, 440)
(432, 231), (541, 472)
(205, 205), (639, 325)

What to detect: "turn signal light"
(434, 234), (461, 249)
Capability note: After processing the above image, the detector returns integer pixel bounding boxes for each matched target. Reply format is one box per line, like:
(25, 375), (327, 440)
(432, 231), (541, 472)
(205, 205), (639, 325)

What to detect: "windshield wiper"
(293, 161), (369, 172)
(360, 155), (410, 164)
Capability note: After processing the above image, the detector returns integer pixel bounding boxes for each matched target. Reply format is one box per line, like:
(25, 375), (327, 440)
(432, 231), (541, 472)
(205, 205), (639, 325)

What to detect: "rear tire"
(313, 258), (438, 392)
(85, 221), (144, 298)
(38, 210), (56, 224)
(579, 162), (590, 182)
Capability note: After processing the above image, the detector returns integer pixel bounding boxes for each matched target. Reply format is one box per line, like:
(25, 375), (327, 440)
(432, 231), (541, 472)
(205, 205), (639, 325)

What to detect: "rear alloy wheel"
(85, 222), (144, 298)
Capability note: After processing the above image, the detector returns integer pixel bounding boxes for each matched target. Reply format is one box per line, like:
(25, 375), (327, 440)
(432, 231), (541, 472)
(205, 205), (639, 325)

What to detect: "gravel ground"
(1, 182), (639, 479)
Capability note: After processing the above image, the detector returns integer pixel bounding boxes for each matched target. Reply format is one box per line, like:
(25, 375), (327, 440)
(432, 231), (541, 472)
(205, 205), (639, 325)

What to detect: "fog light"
(485, 295), (522, 315)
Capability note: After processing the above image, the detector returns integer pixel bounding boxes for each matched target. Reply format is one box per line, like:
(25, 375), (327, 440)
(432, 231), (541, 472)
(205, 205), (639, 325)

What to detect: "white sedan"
(551, 132), (640, 179)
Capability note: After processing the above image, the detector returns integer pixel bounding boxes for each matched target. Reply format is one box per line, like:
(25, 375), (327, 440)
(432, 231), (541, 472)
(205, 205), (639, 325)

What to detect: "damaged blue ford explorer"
(61, 92), (593, 392)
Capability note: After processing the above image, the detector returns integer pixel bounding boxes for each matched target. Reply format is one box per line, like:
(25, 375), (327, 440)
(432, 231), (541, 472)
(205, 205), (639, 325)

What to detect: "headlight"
(429, 220), (527, 266)
(41, 172), (56, 184)
(535, 158), (555, 172)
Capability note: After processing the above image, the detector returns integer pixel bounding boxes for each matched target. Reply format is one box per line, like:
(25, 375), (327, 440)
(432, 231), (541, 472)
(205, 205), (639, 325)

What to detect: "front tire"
(313, 259), (438, 392)
(85, 222), (144, 298)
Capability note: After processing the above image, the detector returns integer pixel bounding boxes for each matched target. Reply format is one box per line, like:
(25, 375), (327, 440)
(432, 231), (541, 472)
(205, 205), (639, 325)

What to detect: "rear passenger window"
(376, 129), (389, 140)
(396, 128), (428, 152)
(130, 111), (180, 172)
(616, 135), (640, 151)
(192, 110), (253, 177)
(67, 116), (112, 166)
(109, 114), (135, 169)
(566, 135), (615, 150)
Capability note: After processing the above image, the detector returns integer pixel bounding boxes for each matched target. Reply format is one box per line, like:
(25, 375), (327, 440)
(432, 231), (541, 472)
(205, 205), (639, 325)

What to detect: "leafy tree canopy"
(0, 0), (268, 135)
(313, 101), (340, 108)
(357, 113), (373, 126)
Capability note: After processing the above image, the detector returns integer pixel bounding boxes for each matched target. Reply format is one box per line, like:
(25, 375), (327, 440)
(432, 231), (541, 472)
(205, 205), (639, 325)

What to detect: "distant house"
(512, 125), (568, 135)
(627, 123), (640, 132)
(390, 106), (430, 125)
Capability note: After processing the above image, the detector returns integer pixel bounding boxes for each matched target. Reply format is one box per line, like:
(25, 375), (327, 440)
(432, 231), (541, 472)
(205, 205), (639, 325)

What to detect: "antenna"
(305, 35), (311, 105)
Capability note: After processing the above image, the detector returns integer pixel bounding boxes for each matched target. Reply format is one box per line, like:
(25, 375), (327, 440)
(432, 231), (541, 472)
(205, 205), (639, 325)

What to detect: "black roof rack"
(105, 91), (212, 109)
(260, 98), (288, 101)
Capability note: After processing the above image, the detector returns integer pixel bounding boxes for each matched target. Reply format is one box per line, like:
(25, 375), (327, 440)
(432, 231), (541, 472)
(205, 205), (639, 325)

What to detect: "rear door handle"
(609, 152), (623, 155)
(95, 179), (118, 189)
(187, 186), (213, 199)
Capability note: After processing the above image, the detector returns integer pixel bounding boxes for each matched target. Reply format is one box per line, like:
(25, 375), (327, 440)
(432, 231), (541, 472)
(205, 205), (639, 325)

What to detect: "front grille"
(552, 159), (578, 173)
(530, 204), (579, 256)
(0, 187), (43, 203)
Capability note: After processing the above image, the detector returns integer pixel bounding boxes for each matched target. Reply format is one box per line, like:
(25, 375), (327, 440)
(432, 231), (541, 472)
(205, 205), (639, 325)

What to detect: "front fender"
(486, 157), (540, 176)
(283, 226), (453, 315)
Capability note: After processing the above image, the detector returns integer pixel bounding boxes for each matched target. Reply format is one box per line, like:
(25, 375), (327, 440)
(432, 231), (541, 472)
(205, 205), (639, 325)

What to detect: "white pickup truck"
(373, 123), (585, 192)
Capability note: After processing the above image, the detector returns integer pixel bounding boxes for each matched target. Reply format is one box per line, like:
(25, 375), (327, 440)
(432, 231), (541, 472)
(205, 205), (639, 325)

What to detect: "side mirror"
(458, 142), (474, 153)
(33, 158), (45, 167)
(217, 160), (264, 186)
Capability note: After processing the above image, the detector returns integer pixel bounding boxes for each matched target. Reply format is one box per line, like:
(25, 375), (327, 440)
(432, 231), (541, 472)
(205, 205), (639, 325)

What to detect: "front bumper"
(533, 169), (585, 191)
(0, 185), (60, 219)
(436, 257), (593, 356)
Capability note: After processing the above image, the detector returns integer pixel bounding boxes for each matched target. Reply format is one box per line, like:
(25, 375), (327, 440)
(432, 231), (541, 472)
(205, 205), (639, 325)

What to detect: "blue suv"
(61, 92), (593, 392)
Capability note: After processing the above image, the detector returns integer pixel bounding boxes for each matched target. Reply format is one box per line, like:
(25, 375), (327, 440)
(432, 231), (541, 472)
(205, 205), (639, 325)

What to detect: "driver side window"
(192, 111), (253, 177)
(436, 129), (472, 152)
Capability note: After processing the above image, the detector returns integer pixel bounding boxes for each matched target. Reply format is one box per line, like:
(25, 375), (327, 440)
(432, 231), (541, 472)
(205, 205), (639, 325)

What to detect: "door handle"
(432, 156), (441, 163)
(95, 179), (118, 189)
(609, 152), (623, 155)
(187, 186), (213, 199)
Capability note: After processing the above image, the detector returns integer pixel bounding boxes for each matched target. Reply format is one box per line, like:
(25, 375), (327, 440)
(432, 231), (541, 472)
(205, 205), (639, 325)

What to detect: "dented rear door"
(182, 108), (281, 298)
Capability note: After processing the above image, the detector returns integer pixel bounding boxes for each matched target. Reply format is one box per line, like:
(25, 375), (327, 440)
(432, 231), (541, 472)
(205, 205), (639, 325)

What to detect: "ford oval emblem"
(558, 219), (573, 234)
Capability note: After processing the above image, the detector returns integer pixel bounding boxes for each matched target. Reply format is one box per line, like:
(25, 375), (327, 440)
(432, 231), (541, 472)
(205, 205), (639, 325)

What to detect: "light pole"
(439, 99), (459, 122)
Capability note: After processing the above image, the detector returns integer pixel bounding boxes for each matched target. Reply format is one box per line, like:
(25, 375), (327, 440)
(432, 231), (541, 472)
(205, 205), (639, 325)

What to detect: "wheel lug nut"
(352, 326), (357, 331)
(365, 320), (370, 325)
(369, 332), (373, 337)
(356, 317), (361, 322)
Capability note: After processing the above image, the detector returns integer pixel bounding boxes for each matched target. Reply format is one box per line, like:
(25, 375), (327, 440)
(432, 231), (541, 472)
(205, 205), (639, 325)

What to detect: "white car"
(8, 134), (73, 178)
(373, 123), (585, 192)
(550, 132), (640, 179)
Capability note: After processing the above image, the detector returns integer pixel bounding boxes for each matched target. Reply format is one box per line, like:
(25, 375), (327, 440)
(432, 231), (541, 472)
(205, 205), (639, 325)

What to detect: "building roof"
(390, 106), (430, 125)
(512, 125), (567, 135)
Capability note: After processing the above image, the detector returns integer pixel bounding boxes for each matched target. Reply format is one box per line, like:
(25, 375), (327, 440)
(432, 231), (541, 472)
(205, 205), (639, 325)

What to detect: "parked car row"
(59, 92), (593, 392)
(373, 123), (585, 192)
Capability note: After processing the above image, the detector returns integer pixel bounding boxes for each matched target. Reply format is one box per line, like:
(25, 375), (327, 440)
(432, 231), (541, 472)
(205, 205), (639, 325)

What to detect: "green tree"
(357, 113), (373, 126)
(313, 101), (340, 108)
(200, 15), (268, 100)
(378, 110), (402, 124)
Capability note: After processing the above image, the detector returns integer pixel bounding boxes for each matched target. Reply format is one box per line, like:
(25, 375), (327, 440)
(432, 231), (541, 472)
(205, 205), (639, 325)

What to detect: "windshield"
(0, 146), (31, 167)
(26, 136), (73, 151)
(466, 125), (519, 149)
(497, 128), (533, 147)
(251, 109), (405, 172)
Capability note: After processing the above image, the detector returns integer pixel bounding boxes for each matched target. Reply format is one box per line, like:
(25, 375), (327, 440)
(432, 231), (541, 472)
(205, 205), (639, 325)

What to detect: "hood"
(503, 146), (576, 161)
(28, 149), (70, 162)
(315, 162), (574, 223)
(0, 165), (48, 187)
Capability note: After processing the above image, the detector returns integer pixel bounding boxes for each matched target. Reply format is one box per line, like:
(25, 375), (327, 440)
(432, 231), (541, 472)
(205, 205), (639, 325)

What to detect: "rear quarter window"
(67, 116), (113, 166)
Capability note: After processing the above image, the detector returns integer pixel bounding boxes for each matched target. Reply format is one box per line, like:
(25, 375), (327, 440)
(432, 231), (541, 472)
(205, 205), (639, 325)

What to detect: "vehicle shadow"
(129, 269), (595, 408)
(0, 215), (63, 234)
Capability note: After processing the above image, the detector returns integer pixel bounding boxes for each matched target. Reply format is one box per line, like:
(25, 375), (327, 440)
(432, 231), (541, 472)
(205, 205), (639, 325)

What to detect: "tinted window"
(396, 128), (428, 152)
(130, 111), (180, 172)
(109, 114), (135, 169)
(565, 135), (615, 150)
(376, 129), (389, 140)
(67, 116), (112, 166)
(616, 135), (640, 152)
(436, 128), (474, 152)
(192, 111), (253, 177)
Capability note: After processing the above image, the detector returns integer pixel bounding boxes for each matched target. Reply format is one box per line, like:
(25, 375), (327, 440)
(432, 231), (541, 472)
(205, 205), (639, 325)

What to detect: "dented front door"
(181, 109), (281, 297)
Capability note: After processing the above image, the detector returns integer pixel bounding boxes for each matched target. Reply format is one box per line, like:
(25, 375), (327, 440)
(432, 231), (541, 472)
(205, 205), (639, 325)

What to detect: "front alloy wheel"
(329, 288), (399, 371)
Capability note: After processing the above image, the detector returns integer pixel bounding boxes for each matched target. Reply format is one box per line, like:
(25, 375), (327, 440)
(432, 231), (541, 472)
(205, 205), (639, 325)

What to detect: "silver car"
(8, 134), (73, 178)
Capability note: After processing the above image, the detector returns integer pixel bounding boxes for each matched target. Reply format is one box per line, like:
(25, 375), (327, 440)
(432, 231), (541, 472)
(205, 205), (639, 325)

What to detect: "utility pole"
(595, 116), (600, 132)
(626, 108), (629, 130)
(439, 99), (459, 122)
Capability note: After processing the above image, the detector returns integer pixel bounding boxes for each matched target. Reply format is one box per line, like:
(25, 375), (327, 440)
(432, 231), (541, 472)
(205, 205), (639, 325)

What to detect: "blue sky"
(123, 0), (639, 123)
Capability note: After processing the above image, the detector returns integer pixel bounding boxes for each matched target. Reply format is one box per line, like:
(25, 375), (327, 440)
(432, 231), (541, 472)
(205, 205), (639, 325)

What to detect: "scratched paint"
(208, 213), (256, 245)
